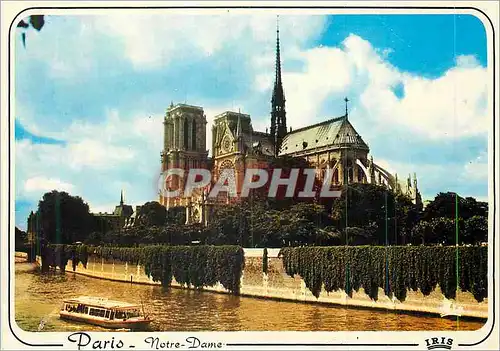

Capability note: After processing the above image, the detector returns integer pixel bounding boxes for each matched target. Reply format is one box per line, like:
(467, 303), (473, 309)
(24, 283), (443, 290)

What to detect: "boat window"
(99, 309), (106, 318)
(89, 308), (97, 316)
(115, 311), (126, 320)
(127, 310), (140, 318)
(84, 307), (89, 314)
(110, 311), (115, 320)
(105, 310), (110, 319)
(66, 303), (78, 312)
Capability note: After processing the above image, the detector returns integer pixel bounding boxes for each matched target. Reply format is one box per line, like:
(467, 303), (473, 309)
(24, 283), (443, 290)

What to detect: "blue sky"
(14, 12), (489, 230)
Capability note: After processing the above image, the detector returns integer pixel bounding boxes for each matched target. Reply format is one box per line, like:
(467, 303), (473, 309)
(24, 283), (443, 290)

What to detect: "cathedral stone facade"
(159, 25), (422, 225)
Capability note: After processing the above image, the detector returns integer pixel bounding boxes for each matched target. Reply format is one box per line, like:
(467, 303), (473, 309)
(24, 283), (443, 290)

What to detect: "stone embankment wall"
(38, 249), (487, 319)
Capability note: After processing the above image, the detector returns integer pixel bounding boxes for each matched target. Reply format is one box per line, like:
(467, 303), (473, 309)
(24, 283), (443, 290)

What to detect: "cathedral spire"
(344, 97), (349, 119)
(271, 15), (287, 156)
(120, 190), (124, 206)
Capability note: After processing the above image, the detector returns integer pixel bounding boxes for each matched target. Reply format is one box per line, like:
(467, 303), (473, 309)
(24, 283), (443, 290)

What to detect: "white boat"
(59, 296), (152, 330)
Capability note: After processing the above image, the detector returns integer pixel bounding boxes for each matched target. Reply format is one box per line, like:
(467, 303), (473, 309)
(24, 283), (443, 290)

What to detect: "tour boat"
(59, 296), (152, 330)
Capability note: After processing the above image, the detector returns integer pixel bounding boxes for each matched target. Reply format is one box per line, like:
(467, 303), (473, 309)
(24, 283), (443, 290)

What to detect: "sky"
(13, 12), (489, 230)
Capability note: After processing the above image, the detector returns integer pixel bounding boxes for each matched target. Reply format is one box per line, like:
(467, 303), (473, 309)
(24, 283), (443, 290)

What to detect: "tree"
(464, 215), (488, 244)
(394, 193), (420, 245)
(423, 192), (487, 222)
(15, 227), (28, 251)
(166, 207), (186, 225)
(91, 215), (112, 235)
(137, 201), (167, 227)
(279, 202), (334, 246)
(331, 183), (419, 245)
(37, 190), (94, 244)
(410, 221), (433, 245)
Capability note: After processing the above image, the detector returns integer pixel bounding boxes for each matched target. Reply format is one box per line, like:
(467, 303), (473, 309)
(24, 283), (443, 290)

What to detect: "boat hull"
(60, 311), (151, 330)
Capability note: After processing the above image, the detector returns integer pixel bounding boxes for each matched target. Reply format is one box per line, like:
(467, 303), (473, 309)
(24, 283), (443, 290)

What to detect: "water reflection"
(14, 264), (485, 332)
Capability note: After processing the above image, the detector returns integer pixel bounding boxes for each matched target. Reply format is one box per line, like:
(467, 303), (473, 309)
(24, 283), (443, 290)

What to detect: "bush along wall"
(43, 244), (245, 294)
(279, 246), (487, 303)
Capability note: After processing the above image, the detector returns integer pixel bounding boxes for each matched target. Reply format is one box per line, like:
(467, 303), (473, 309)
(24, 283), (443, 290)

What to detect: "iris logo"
(425, 337), (454, 350)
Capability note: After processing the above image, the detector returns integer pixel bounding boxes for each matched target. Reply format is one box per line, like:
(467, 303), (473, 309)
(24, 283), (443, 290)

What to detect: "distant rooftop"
(214, 110), (251, 120)
(168, 103), (204, 112)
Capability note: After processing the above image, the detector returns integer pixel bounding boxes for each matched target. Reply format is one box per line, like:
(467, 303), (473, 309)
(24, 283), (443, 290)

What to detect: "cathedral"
(159, 25), (422, 225)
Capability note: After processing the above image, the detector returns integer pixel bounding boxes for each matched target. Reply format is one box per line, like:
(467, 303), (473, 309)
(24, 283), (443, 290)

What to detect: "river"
(14, 263), (485, 332)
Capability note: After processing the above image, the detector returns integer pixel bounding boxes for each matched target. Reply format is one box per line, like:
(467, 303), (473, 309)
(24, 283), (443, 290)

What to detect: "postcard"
(1, 1), (499, 350)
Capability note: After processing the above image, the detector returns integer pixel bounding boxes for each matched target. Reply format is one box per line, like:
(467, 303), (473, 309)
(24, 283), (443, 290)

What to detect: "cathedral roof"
(279, 116), (369, 155)
(244, 132), (275, 157)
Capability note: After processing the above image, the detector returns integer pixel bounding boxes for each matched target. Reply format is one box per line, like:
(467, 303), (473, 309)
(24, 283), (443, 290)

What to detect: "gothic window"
(184, 118), (189, 150)
(192, 120), (197, 150)
(218, 160), (235, 183)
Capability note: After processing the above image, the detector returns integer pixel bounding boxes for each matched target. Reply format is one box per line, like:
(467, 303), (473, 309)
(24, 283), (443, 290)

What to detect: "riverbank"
(37, 248), (488, 320)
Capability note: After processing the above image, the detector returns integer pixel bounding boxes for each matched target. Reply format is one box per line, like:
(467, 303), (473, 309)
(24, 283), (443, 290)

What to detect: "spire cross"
(344, 97), (349, 116)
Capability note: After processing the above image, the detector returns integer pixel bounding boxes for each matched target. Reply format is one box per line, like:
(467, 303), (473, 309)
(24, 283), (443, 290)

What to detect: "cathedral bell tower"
(160, 103), (209, 208)
(270, 17), (287, 156)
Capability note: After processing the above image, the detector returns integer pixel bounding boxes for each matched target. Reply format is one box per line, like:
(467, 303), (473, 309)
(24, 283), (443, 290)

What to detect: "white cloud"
(96, 14), (325, 70)
(463, 151), (488, 181)
(15, 110), (163, 210)
(455, 54), (480, 68)
(253, 33), (488, 139)
(24, 176), (74, 193)
(346, 37), (487, 139)
(66, 139), (135, 170)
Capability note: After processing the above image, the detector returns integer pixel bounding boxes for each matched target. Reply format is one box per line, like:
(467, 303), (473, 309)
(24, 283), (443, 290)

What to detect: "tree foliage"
(331, 183), (420, 245)
(137, 201), (167, 227)
(29, 186), (488, 248)
(36, 190), (94, 245)
(44, 244), (245, 294)
(423, 192), (487, 222)
(15, 227), (28, 251)
(280, 245), (487, 302)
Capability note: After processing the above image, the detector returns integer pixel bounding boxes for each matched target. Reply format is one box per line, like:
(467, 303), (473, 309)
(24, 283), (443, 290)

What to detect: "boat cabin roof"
(63, 296), (140, 310)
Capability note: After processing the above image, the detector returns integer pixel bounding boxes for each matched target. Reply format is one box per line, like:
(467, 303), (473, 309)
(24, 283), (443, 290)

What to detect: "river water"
(14, 263), (485, 332)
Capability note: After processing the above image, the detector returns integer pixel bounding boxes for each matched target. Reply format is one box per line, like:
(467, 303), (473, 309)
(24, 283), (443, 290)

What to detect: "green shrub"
(279, 246), (487, 302)
(45, 244), (244, 294)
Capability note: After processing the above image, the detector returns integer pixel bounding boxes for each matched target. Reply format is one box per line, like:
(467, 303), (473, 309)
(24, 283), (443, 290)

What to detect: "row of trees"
(202, 186), (488, 247)
(19, 185), (488, 250)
